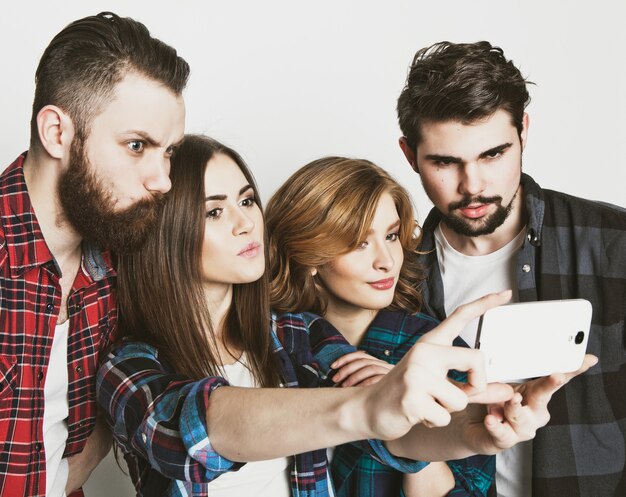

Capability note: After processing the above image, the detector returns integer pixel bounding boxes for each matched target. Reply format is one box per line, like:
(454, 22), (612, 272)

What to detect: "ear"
(399, 137), (419, 174)
(36, 105), (75, 160)
(520, 113), (529, 151)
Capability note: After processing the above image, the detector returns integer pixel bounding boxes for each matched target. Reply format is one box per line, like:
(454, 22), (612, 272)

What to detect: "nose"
(145, 156), (172, 195)
(372, 240), (395, 272)
(458, 162), (484, 197)
(232, 207), (255, 236)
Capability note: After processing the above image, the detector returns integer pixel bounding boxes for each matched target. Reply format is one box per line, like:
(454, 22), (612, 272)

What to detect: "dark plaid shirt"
(331, 309), (494, 497)
(0, 154), (117, 497)
(97, 312), (425, 497)
(416, 173), (626, 497)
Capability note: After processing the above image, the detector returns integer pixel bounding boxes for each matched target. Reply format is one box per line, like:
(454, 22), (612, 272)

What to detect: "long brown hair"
(117, 134), (280, 386)
(266, 156), (424, 315)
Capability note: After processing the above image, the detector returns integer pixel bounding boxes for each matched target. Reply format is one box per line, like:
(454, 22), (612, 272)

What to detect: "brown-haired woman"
(266, 157), (495, 497)
(96, 136), (554, 497)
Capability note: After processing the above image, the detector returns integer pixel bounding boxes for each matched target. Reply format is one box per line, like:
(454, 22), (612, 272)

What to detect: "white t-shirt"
(434, 224), (531, 497)
(206, 357), (291, 497)
(43, 319), (70, 497)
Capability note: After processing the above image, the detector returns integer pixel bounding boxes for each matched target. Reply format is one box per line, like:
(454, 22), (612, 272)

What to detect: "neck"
(23, 151), (83, 262)
(324, 299), (378, 346)
(441, 185), (526, 256)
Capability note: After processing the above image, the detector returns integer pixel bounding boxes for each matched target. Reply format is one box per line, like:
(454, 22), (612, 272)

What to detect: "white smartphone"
(475, 299), (592, 383)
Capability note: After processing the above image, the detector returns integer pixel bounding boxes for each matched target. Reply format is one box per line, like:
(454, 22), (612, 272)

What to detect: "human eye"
(357, 240), (369, 250)
(484, 150), (502, 160)
(240, 194), (256, 208)
(165, 145), (177, 158)
(127, 140), (145, 153)
(206, 208), (223, 219)
(386, 231), (400, 242)
(432, 157), (456, 167)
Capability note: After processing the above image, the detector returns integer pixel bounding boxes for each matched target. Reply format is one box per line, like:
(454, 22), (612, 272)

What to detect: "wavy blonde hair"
(266, 156), (424, 315)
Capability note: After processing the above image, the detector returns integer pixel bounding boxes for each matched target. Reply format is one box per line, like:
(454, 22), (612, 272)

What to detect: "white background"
(1, 1), (624, 495)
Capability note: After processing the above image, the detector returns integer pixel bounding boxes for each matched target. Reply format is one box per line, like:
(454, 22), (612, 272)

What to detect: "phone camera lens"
(575, 331), (585, 344)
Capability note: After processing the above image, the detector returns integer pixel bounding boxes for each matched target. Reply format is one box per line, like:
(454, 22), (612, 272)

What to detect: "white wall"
(1, 1), (624, 495)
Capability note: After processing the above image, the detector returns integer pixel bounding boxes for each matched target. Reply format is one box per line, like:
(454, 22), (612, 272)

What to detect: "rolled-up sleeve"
(96, 341), (243, 483)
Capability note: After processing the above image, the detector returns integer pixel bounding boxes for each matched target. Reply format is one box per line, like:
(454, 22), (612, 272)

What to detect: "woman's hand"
(331, 351), (393, 386)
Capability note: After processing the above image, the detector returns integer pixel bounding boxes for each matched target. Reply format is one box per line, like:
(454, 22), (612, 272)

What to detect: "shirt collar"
(520, 173), (545, 247)
(0, 153), (115, 281)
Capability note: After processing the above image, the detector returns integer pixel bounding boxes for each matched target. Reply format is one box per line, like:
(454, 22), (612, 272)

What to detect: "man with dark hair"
(0, 12), (188, 496)
(397, 41), (626, 496)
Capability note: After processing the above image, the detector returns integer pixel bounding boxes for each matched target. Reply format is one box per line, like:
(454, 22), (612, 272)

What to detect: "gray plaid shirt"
(416, 173), (626, 497)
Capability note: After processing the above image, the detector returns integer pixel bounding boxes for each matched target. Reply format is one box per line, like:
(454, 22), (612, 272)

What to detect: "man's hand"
(361, 291), (514, 440)
(331, 351), (393, 386)
(65, 415), (113, 494)
(465, 353), (598, 454)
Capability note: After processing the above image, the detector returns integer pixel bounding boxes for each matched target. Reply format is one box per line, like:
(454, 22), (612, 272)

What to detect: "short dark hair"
(397, 41), (531, 151)
(30, 11), (190, 147)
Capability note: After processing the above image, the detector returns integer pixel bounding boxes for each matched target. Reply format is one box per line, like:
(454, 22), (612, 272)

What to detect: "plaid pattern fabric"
(97, 312), (427, 496)
(416, 173), (626, 497)
(330, 310), (494, 497)
(0, 154), (117, 497)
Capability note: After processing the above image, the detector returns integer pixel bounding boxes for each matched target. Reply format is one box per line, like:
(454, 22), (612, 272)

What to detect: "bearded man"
(0, 12), (188, 497)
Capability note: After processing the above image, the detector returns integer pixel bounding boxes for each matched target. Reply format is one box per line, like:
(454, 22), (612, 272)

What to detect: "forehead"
(418, 109), (518, 157)
(369, 192), (400, 228)
(204, 153), (248, 193)
(88, 72), (185, 142)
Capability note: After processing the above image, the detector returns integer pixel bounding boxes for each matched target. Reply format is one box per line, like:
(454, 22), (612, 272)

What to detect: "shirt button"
(141, 433), (148, 444)
(37, 371), (44, 381)
(383, 350), (391, 357)
(522, 264), (531, 273)
(35, 443), (42, 452)
(79, 420), (88, 428)
(75, 365), (83, 374)
(45, 303), (53, 312)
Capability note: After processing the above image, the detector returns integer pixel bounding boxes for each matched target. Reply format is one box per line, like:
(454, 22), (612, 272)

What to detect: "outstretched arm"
(207, 292), (514, 461)
(386, 354), (597, 461)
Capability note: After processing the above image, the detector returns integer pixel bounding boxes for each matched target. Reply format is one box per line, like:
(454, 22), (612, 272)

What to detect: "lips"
(459, 204), (491, 219)
(238, 241), (261, 258)
(368, 277), (395, 290)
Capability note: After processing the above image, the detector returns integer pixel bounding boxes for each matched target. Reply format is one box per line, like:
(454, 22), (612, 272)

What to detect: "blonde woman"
(266, 157), (544, 496)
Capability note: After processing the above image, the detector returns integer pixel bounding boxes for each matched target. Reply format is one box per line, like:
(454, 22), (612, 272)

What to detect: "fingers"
(565, 354), (598, 379)
(516, 373), (565, 409)
(336, 365), (392, 387)
(331, 350), (377, 370)
(331, 352), (393, 385)
(466, 382), (514, 405)
(421, 290), (513, 346)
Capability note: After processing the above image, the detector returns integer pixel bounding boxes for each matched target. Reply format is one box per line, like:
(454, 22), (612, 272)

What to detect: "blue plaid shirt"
(330, 309), (494, 497)
(96, 312), (427, 496)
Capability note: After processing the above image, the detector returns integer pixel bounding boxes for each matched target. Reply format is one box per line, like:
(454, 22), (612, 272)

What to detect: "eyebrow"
(205, 184), (253, 201)
(367, 219), (401, 234)
(424, 142), (513, 164)
(123, 130), (185, 149)
(479, 142), (513, 159)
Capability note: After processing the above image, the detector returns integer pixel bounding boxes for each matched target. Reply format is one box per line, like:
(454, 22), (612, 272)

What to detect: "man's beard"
(441, 189), (518, 237)
(58, 136), (166, 254)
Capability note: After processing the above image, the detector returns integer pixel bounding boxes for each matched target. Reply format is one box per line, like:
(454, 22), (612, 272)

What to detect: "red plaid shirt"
(0, 154), (117, 497)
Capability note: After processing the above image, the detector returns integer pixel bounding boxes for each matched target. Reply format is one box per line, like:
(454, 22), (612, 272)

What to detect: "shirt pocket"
(0, 354), (17, 442)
